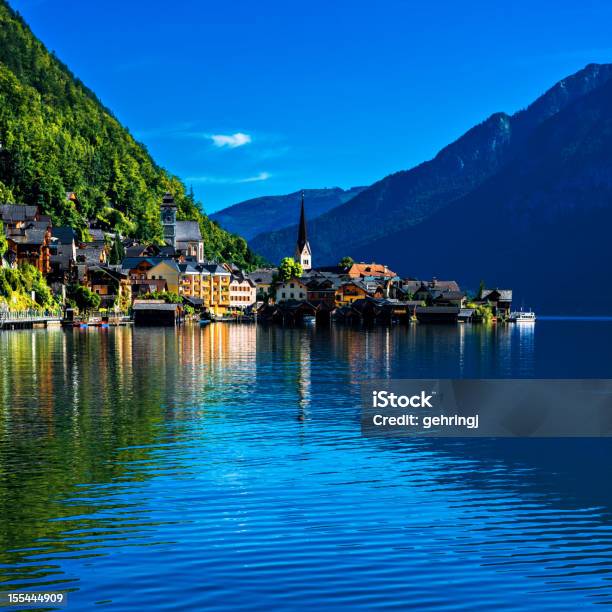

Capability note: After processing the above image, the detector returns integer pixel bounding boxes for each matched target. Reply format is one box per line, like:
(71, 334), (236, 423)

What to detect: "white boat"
(509, 309), (536, 322)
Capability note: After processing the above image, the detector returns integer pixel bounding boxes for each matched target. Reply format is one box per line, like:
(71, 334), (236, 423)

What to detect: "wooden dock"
(0, 310), (62, 330)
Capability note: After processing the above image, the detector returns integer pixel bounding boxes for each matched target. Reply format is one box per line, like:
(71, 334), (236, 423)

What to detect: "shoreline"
(2, 315), (612, 334)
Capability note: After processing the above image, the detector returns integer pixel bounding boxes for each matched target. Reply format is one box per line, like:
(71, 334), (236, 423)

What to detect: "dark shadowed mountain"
(250, 64), (612, 291)
(210, 186), (366, 240)
(353, 73), (612, 314)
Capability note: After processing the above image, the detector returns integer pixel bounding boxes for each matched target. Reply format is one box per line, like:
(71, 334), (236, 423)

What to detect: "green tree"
(278, 257), (303, 281)
(141, 290), (182, 304)
(0, 221), (7, 257)
(338, 256), (354, 269)
(0, 263), (56, 310)
(70, 285), (101, 312)
(108, 234), (125, 265)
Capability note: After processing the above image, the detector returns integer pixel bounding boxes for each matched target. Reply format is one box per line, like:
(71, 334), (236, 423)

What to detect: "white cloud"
(210, 132), (252, 148)
(237, 171), (271, 183)
(186, 171), (271, 184)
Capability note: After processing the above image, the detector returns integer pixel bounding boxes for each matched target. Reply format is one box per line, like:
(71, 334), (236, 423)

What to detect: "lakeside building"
(336, 279), (384, 307)
(201, 263), (231, 314)
(229, 274), (257, 310)
(432, 291), (467, 308)
(305, 274), (341, 309)
(405, 279), (460, 299)
(6, 224), (52, 274)
(121, 257), (168, 297)
(0, 205), (52, 273)
(119, 255), (239, 315)
(87, 266), (131, 309)
(50, 226), (77, 281)
(478, 289), (513, 318)
(132, 300), (181, 326)
(276, 277), (308, 302)
(246, 268), (277, 302)
(178, 262), (205, 300)
(346, 262), (396, 279)
(147, 260), (181, 294)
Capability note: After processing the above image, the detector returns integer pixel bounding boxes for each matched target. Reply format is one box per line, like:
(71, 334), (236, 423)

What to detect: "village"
(0, 192), (514, 327)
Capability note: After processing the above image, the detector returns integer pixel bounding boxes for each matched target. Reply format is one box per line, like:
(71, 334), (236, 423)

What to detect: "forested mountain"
(251, 63), (612, 275)
(0, 0), (262, 269)
(211, 186), (365, 240)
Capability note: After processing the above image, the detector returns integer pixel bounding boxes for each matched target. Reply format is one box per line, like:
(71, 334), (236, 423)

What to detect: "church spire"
(294, 190), (312, 270)
(297, 190), (308, 252)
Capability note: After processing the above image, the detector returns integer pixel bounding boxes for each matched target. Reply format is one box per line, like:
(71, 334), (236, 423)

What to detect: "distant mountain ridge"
(250, 63), (612, 273)
(211, 186), (366, 240)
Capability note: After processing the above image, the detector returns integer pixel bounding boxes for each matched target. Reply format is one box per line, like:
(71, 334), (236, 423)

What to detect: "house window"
(282, 292), (286, 298)
(290, 283), (294, 288)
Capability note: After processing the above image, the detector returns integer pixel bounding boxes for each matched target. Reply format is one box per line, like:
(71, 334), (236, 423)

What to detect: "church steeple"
(160, 192), (177, 248)
(294, 191), (312, 270)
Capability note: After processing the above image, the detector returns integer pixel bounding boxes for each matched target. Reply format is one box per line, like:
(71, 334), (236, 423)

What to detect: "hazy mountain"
(250, 63), (612, 280)
(210, 186), (366, 240)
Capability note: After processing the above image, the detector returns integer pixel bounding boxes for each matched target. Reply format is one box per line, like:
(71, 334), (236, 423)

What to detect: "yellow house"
(177, 262), (206, 300)
(336, 280), (370, 307)
(143, 259), (232, 315)
(147, 260), (181, 294)
(203, 263), (231, 315)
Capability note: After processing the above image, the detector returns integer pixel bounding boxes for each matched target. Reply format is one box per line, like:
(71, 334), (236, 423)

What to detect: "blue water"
(1, 320), (612, 610)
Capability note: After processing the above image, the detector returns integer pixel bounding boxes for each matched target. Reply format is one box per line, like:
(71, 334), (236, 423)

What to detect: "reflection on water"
(0, 321), (611, 610)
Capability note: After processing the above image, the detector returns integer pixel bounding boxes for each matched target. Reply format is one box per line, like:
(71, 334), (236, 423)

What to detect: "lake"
(1, 320), (612, 610)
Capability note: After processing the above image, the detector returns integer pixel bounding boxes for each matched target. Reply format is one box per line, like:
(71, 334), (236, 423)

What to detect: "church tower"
(294, 191), (312, 271)
(160, 192), (177, 248)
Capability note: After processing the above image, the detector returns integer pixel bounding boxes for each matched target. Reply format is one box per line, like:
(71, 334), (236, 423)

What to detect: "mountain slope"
(0, 0), (262, 269)
(251, 63), (612, 267)
(353, 73), (612, 313)
(210, 186), (366, 240)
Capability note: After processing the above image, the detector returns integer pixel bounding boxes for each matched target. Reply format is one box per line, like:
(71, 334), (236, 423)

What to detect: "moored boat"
(509, 309), (536, 322)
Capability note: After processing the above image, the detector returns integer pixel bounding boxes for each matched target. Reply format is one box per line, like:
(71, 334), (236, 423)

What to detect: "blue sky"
(10, 0), (612, 213)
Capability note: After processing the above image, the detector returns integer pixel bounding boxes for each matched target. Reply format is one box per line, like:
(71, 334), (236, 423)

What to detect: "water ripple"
(1, 322), (612, 609)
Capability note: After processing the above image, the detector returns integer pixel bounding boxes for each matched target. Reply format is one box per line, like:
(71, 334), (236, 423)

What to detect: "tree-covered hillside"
(0, 0), (263, 269)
